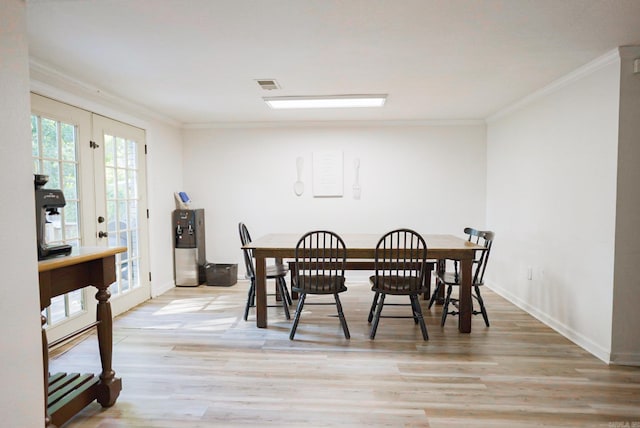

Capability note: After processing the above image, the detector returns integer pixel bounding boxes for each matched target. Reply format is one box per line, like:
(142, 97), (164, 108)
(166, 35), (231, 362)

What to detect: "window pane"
(107, 201), (116, 228)
(31, 116), (39, 157)
(107, 214), (116, 247)
(67, 290), (84, 315)
(42, 161), (60, 189)
(119, 228), (129, 252)
(118, 201), (128, 229)
(104, 134), (115, 167)
(129, 200), (138, 230)
(49, 295), (66, 324)
(127, 139), (137, 169)
(120, 259), (130, 292)
(116, 137), (126, 168)
(64, 202), (78, 224)
(61, 123), (76, 161)
(117, 168), (127, 199)
(62, 162), (78, 200)
(41, 118), (59, 159)
(127, 169), (137, 199)
(107, 231), (117, 247)
(105, 167), (116, 200)
(64, 202), (79, 240)
(130, 228), (138, 258)
(109, 281), (119, 296)
(131, 258), (139, 289)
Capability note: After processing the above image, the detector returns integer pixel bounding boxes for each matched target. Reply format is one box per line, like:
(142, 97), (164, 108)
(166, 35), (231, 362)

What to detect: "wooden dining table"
(244, 233), (484, 333)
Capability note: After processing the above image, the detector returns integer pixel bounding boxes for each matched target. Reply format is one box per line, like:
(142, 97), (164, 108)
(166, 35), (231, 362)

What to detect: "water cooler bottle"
(173, 209), (206, 286)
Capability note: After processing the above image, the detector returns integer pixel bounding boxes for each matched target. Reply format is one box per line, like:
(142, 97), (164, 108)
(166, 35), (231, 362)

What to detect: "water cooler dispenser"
(173, 209), (206, 286)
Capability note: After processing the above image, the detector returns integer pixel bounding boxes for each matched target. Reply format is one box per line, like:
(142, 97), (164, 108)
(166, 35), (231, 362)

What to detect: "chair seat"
(438, 271), (484, 287)
(369, 275), (426, 295)
(293, 275), (346, 294)
(266, 263), (288, 278)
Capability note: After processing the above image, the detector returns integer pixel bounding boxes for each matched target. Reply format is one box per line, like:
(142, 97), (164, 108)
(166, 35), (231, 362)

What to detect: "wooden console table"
(39, 246), (126, 428)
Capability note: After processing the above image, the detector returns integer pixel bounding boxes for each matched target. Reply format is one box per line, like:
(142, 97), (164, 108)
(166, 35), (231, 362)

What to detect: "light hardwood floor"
(50, 279), (640, 427)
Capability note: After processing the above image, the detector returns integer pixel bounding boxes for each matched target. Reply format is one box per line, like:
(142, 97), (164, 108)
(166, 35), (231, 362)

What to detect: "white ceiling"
(26, 0), (640, 126)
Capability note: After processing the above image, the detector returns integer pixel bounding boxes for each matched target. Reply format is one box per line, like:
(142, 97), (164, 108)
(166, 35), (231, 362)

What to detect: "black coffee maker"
(35, 174), (72, 260)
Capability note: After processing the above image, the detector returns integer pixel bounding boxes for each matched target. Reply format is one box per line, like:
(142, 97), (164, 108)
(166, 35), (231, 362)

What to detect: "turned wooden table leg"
(95, 287), (121, 407)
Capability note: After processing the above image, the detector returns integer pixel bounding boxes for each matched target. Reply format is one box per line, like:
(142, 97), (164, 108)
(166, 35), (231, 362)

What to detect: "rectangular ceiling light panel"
(264, 95), (387, 109)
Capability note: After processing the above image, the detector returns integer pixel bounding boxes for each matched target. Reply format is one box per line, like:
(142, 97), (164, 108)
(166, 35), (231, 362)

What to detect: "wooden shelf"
(48, 373), (100, 427)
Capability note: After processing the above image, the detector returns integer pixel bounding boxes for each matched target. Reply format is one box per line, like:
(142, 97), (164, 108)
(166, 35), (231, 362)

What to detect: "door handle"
(98, 231), (108, 238)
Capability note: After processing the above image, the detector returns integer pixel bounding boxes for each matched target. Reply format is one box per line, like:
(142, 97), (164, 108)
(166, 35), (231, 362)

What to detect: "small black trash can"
(205, 263), (238, 286)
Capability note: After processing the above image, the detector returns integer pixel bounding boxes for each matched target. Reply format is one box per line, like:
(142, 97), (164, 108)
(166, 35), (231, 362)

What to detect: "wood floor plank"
(49, 281), (640, 427)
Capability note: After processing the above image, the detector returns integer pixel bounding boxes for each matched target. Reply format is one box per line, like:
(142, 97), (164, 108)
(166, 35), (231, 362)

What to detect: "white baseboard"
(486, 281), (614, 365)
(151, 280), (176, 298)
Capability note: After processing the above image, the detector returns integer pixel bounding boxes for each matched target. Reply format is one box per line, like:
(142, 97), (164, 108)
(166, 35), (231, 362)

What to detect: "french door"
(31, 94), (150, 343)
(92, 114), (149, 316)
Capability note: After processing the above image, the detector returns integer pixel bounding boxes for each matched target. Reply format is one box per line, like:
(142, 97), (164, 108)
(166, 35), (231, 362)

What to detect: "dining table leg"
(289, 262), (299, 300)
(458, 257), (473, 333)
(255, 255), (267, 328)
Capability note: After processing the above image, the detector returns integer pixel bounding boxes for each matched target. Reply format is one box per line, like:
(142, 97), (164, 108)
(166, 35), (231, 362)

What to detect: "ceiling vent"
(256, 79), (280, 90)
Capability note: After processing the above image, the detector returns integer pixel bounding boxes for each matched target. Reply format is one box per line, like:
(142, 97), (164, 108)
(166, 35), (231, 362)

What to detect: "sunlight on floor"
(153, 297), (221, 315)
(183, 317), (238, 331)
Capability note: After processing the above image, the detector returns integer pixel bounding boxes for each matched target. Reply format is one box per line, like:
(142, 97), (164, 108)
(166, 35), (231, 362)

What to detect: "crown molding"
(182, 119), (485, 130)
(487, 48), (621, 123)
(29, 58), (181, 128)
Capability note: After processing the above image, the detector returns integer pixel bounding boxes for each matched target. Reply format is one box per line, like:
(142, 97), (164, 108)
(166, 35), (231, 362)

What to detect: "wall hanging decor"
(353, 158), (361, 200)
(312, 151), (343, 197)
(294, 156), (304, 196)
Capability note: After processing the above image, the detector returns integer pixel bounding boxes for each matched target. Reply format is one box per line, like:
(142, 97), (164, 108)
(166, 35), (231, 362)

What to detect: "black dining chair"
(428, 227), (494, 327)
(289, 230), (350, 340)
(239, 222), (291, 321)
(368, 229), (429, 340)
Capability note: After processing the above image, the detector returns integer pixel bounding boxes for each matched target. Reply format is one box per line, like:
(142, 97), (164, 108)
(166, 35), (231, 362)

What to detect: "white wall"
(145, 122), (185, 296)
(182, 123), (486, 277)
(29, 73), (185, 298)
(0, 0), (46, 425)
(611, 46), (640, 365)
(486, 52), (621, 363)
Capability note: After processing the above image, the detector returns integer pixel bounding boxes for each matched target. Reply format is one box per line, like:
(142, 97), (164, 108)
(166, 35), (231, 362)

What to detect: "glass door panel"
(93, 114), (150, 313)
(30, 93), (95, 343)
